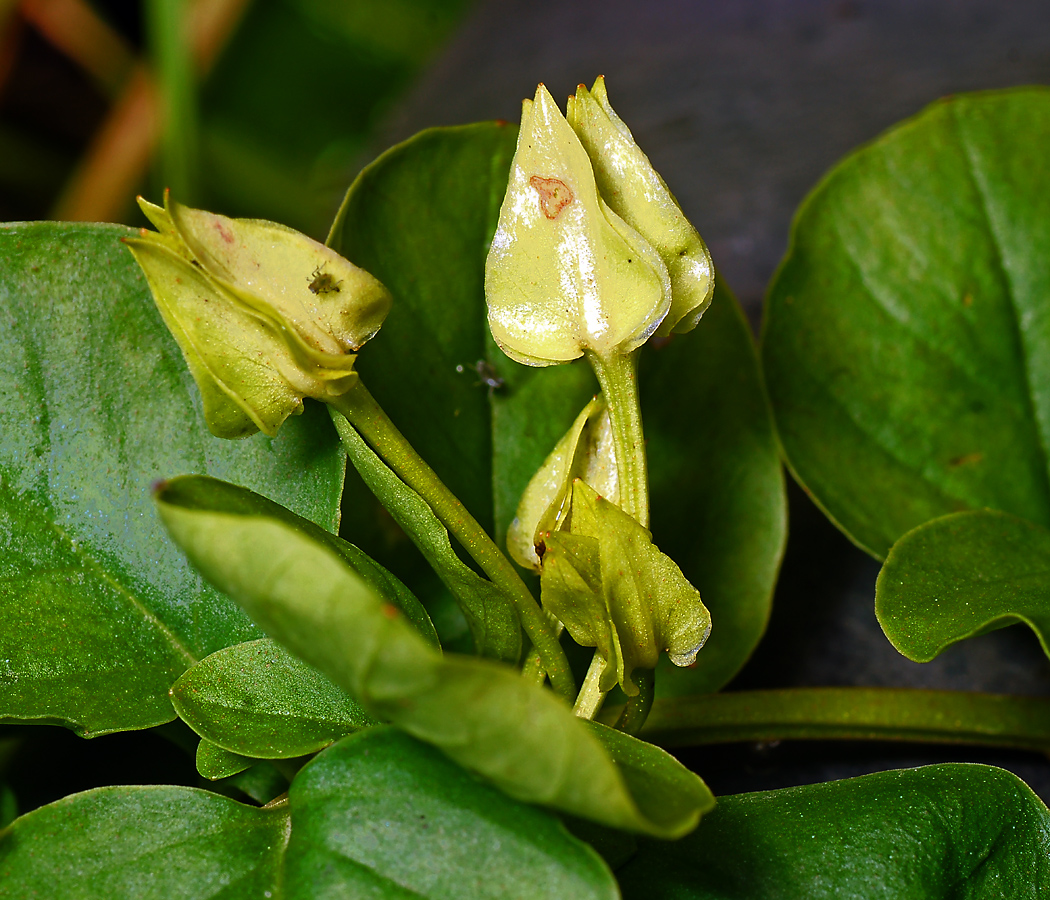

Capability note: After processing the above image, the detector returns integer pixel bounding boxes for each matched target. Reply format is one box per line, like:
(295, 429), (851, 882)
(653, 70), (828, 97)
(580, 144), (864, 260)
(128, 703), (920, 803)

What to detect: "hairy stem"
(599, 688), (1050, 752)
(331, 380), (575, 698)
(586, 349), (648, 527)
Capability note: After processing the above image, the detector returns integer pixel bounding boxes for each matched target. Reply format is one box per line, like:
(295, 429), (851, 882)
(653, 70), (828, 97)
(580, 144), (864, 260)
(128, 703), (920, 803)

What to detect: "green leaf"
(329, 125), (784, 694)
(155, 486), (715, 837)
(196, 739), (252, 780)
(329, 122), (518, 535)
(0, 727), (617, 899)
(617, 763), (1050, 899)
(645, 278), (786, 696)
(284, 727), (618, 900)
(0, 785), (289, 898)
(876, 509), (1050, 663)
(173, 638), (379, 759)
(155, 474), (437, 646)
(331, 411), (521, 662)
(0, 223), (344, 737)
(763, 87), (1050, 557)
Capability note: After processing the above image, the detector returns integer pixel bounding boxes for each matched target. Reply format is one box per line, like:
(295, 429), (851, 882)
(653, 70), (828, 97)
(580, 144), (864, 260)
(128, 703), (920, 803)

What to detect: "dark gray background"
(379, 0), (1050, 798)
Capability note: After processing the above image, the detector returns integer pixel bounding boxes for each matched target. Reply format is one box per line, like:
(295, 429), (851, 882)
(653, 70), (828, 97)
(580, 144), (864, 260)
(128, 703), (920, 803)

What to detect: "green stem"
(614, 668), (654, 736)
(573, 652), (608, 719)
(585, 349), (647, 527)
(331, 381), (575, 699)
(599, 688), (1050, 752)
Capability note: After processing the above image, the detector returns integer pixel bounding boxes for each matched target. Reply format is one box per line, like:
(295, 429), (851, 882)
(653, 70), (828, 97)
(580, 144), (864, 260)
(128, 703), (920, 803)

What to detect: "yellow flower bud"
(568, 77), (714, 336)
(125, 194), (391, 439)
(485, 84), (671, 367)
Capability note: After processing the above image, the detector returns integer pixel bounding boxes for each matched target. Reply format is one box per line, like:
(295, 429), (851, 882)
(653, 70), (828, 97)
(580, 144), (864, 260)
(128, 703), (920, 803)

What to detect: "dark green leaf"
(284, 727), (618, 900)
(644, 277), (785, 695)
(155, 487), (715, 837)
(196, 739), (252, 780)
(0, 728), (617, 899)
(0, 786), (289, 897)
(173, 637), (379, 759)
(0, 223), (344, 736)
(329, 122), (518, 536)
(877, 509), (1050, 662)
(763, 87), (1050, 557)
(329, 125), (783, 693)
(332, 411), (521, 661)
(618, 763), (1050, 899)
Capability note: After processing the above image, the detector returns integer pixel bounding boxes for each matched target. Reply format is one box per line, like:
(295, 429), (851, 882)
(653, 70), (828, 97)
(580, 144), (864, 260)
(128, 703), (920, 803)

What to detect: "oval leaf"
(284, 727), (618, 900)
(0, 785), (289, 897)
(0, 223), (344, 736)
(877, 509), (1050, 662)
(617, 763), (1050, 899)
(764, 87), (1050, 557)
(155, 486), (714, 837)
(173, 638), (379, 759)
(196, 739), (253, 780)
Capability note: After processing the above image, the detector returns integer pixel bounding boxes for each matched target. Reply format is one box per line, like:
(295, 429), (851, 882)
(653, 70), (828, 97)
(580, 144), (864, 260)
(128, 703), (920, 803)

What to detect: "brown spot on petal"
(214, 221), (235, 244)
(529, 175), (574, 219)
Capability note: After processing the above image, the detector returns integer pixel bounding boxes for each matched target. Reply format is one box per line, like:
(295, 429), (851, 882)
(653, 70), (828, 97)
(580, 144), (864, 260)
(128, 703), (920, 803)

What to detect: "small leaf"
(196, 739), (252, 780)
(155, 488), (714, 837)
(0, 786), (289, 897)
(284, 727), (618, 900)
(876, 509), (1050, 662)
(332, 411), (521, 662)
(763, 87), (1050, 557)
(0, 223), (344, 737)
(617, 764), (1050, 899)
(173, 638), (379, 759)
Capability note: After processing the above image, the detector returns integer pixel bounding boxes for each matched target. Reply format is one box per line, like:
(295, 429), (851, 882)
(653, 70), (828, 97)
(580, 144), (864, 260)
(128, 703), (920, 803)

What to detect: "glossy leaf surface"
(284, 727), (618, 900)
(330, 125), (783, 695)
(0, 223), (344, 736)
(618, 764), (1050, 899)
(172, 638), (379, 759)
(764, 88), (1050, 557)
(0, 728), (617, 899)
(195, 739), (252, 780)
(156, 486), (715, 837)
(0, 785), (289, 898)
(877, 509), (1050, 662)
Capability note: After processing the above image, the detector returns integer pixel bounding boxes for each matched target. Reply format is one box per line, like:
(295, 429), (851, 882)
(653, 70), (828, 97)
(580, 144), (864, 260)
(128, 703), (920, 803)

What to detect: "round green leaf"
(617, 763), (1050, 899)
(0, 223), (345, 736)
(763, 87), (1050, 558)
(284, 727), (618, 900)
(877, 509), (1050, 662)
(0, 785), (289, 897)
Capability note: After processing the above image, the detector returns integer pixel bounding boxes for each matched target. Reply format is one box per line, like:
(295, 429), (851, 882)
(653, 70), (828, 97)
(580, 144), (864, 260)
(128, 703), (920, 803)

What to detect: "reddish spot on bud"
(380, 603), (400, 619)
(214, 221), (235, 244)
(529, 175), (574, 220)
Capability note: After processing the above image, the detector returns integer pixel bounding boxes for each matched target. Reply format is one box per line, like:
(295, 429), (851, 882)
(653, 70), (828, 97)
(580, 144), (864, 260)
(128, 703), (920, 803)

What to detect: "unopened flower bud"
(485, 84), (671, 367)
(125, 194), (391, 439)
(567, 77), (714, 336)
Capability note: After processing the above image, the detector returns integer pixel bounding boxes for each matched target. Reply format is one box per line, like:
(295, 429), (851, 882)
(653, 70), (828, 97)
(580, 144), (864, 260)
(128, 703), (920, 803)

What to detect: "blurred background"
(4, 0), (1050, 810)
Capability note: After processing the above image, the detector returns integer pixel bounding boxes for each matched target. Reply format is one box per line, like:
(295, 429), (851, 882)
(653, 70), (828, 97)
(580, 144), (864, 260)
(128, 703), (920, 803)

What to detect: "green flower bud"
(540, 480), (711, 696)
(567, 76), (714, 336)
(485, 84), (671, 367)
(507, 395), (618, 572)
(125, 194), (392, 439)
